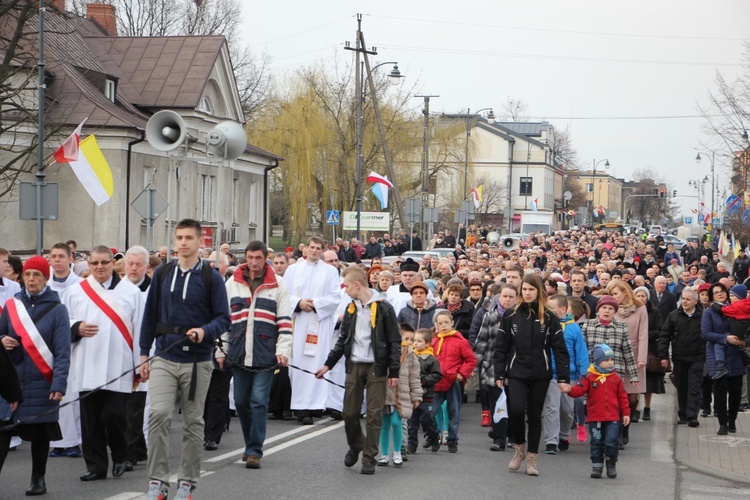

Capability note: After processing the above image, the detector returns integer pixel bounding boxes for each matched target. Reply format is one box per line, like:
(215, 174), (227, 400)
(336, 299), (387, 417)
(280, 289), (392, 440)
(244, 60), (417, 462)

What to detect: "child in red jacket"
(568, 343), (631, 479)
(431, 310), (477, 454)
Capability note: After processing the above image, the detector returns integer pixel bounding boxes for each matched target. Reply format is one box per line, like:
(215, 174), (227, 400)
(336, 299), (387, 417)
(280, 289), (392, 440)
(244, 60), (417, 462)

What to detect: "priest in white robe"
(284, 238), (341, 425)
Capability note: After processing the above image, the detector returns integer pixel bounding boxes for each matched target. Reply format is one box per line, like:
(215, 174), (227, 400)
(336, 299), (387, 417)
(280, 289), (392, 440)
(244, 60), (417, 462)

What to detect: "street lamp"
(464, 107), (495, 201)
(695, 151), (715, 230)
(355, 62), (403, 236)
(589, 159), (609, 225)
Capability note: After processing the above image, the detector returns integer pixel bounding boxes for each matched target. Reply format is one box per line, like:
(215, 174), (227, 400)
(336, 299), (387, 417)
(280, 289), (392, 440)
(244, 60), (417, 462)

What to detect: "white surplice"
(326, 282), (349, 412)
(284, 259), (341, 411)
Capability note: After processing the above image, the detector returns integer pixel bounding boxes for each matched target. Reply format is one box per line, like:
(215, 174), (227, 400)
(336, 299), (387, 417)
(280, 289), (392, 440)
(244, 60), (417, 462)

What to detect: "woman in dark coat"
(634, 287), (664, 422)
(0, 257), (71, 496)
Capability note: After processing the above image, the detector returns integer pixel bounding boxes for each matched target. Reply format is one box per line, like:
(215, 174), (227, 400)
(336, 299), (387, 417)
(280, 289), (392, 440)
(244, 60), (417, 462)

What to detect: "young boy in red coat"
(568, 343), (630, 479)
(431, 310), (476, 453)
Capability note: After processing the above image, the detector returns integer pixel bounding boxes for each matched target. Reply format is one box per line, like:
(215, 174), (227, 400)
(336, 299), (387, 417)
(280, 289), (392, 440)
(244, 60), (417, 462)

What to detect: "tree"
(628, 167), (670, 225)
(553, 125), (582, 169)
(472, 175), (506, 225)
(499, 97), (529, 122)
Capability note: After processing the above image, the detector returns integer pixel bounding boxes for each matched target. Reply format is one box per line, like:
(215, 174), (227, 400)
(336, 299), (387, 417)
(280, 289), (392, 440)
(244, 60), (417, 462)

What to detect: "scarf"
(599, 318), (612, 326)
(346, 300), (378, 328)
(446, 301), (462, 314)
(617, 303), (636, 318)
(414, 346), (434, 356)
(587, 364), (615, 384)
(435, 330), (457, 355)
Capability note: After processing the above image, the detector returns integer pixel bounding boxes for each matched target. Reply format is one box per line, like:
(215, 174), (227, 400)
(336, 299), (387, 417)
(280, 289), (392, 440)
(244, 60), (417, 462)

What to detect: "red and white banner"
(80, 276), (133, 351)
(6, 298), (54, 382)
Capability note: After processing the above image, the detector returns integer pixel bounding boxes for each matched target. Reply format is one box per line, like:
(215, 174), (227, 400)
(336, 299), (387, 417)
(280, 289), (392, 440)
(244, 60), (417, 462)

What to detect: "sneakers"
(591, 466), (603, 479)
(448, 443), (458, 453)
(144, 481), (168, 500)
(481, 410), (491, 427)
(545, 444), (558, 455)
(558, 439), (569, 451)
(490, 440), (506, 452)
(377, 456), (389, 467)
(173, 481), (193, 500)
(245, 455), (261, 469)
(393, 453), (403, 468)
(577, 424), (587, 443)
(713, 362), (729, 380)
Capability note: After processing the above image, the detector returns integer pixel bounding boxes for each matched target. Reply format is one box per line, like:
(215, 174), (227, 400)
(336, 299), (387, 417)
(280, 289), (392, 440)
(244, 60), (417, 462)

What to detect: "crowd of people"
(2, 222), (750, 496)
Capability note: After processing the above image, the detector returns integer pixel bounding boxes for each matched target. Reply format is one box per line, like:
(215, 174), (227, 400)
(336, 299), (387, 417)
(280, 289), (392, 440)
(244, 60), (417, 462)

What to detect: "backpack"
(155, 260), (214, 308)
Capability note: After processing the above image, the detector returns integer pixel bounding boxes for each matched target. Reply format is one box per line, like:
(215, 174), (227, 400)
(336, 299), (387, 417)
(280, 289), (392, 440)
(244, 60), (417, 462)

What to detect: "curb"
(676, 457), (750, 486)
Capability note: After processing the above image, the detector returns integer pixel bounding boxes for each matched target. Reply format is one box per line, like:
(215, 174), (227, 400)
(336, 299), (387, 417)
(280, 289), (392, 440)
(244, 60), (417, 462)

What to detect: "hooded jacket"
(432, 330), (476, 393)
(568, 367), (630, 422)
(397, 299), (439, 331)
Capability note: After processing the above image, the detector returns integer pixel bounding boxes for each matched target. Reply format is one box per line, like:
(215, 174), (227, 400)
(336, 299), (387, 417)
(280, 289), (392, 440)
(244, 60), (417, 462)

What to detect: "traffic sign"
(685, 216), (692, 225)
(326, 210), (340, 225)
(131, 183), (168, 220)
(727, 195), (741, 216)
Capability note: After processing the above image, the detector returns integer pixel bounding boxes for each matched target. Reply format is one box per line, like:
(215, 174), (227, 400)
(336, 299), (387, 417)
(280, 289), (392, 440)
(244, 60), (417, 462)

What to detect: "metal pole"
(464, 108), (470, 202)
(35, 4), (46, 255)
(711, 151), (715, 230)
(355, 59), (364, 238)
(146, 187), (153, 254)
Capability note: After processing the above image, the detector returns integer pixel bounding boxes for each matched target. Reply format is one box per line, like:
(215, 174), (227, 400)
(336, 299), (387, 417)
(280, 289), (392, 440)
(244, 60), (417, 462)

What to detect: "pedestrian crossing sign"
(326, 210), (340, 225)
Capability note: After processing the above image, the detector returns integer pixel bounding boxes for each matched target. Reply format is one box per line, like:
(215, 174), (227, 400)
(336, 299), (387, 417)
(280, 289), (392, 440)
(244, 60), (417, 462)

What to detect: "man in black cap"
(384, 258), (433, 315)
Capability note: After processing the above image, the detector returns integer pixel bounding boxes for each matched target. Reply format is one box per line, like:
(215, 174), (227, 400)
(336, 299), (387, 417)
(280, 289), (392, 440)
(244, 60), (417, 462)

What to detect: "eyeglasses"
(89, 260), (112, 267)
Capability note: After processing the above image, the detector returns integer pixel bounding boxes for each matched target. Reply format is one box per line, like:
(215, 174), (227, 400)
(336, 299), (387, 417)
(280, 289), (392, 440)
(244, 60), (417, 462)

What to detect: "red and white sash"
(79, 276), (133, 351)
(6, 298), (54, 382)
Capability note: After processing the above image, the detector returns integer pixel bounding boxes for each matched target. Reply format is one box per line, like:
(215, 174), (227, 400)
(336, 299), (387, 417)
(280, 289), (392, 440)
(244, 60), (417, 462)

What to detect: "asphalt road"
(1, 390), (748, 499)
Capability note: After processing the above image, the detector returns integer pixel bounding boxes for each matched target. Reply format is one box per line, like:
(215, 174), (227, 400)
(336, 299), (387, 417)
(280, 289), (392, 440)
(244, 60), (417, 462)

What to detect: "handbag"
(647, 352), (671, 373)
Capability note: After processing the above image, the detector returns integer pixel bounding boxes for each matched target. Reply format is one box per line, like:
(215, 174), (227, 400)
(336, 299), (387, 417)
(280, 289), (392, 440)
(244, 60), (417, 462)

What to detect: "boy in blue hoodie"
(541, 294), (590, 454)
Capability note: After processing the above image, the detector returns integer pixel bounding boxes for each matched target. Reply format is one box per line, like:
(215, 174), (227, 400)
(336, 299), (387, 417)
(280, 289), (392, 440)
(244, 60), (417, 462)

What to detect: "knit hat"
(634, 286), (650, 301)
(730, 284), (748, 300)
(285, 247), (293, 253)
(697, 283), (711, 293)
(592, 343), (615, 366)
(400, 258), (420, 273)
(23, 255), (50, 280)
(410, 281), (429, 295)
(424, 279), (439, 292)
(596, 295), (619, 313)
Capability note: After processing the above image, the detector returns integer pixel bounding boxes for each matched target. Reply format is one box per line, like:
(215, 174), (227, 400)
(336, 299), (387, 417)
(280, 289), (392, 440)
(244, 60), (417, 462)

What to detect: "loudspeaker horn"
(207, 121), (248, 160)
(146, 110), (187, 152)
(503, 237), (516, 249)
(486, 231), (500, 246)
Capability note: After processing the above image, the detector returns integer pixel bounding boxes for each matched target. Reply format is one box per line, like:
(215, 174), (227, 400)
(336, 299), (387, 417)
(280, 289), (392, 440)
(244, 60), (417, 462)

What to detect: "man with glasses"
(63, 246), (144, 481)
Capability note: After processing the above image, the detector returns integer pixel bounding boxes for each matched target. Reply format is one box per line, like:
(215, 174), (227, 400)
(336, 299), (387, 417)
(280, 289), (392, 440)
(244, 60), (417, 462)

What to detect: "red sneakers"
(481, 410), (491, 427)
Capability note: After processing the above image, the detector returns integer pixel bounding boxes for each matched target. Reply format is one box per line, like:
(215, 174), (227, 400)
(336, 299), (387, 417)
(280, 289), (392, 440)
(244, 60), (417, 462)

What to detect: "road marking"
(650, 410), (673, 462)
(104, 472), (217, 500)
(687, 484), (750, 496)
(204, 417), (333, 463)
(261, 421), (344, 458)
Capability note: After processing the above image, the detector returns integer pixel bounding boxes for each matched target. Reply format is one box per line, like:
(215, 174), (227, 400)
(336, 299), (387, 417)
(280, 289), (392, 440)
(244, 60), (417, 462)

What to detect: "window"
(201, 174), (214, 221)
(105, 79), (116, 102)
(520, 177), (533, 196)
(586, 183), (594, 193)
(200, 96), (214, 114)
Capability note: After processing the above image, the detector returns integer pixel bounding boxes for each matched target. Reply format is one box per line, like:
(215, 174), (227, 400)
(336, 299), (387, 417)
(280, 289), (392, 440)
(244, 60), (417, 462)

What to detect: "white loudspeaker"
(207, 121), (248, 160)
(486, 231), (500, 246)
(146, 110), (187, 152)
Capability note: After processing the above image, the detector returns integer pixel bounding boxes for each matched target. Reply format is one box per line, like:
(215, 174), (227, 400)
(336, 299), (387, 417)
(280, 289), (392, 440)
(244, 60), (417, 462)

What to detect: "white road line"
(687, 484), (750, 496)
(104, 472), (218, 500)
(204, 417), (333, 463)
(262, 421), (345, 457)
(650, 410), (673, 463)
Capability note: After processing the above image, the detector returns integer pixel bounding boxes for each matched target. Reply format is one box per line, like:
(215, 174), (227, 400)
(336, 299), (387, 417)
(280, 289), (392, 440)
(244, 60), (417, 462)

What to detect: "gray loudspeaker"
(146, 110), (187, 152)
(207, 121), (247, 160)
(503, 237), (515, 249)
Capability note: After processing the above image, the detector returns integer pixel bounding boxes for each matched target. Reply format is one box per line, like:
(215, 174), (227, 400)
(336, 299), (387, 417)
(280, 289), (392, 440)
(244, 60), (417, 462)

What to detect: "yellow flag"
(68, 135), (114, 206)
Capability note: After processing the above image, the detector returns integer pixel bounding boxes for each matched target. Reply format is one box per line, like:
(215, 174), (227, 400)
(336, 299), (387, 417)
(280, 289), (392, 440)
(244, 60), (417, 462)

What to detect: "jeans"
(407, 401), (439, 448)
(433, 382), (463, 445)
(589, 421), (620, 466)
(233, 368), (274, 458)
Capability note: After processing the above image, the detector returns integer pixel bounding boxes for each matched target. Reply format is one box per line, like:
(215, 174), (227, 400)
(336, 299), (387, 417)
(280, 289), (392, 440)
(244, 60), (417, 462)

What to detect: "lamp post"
(355, 61), (402, 237)
(463, 107), (495, 200)
(695, 151), (715, 230)
(589, 159), (609, 225)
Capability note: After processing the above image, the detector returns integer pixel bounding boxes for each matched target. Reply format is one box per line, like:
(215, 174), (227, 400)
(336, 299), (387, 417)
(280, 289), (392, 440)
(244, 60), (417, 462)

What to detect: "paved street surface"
(2, 384), (750, 499)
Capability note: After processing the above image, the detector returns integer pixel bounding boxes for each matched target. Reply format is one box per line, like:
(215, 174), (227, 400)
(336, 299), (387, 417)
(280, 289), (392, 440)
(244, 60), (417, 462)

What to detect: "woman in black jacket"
(493, 274), (570, 477)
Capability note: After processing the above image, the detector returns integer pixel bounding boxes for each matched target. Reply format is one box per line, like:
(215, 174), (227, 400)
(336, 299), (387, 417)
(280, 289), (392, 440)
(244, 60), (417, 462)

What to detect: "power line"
(524, 114), (722, 120)
(371, 14), (747, 42)
(249, 16), (352, 49)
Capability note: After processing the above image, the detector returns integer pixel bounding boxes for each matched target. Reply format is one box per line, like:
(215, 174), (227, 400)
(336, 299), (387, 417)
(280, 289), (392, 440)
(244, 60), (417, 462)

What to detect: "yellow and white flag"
(68, 135), (113, 206)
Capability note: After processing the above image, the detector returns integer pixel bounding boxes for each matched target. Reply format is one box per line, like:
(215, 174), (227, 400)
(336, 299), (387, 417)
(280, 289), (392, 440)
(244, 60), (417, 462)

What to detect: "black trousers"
(0, 434), (48, 476)
(126, 392), (148, 462)
(204, 367), (232, 443)
(507, 378), (549, 454)
(701, 375), (713, 410)
(80, 390), (128, 475)
(673, 361), (703, 420)
(713, 375), (743, 426)
(268, 367), (292, 416)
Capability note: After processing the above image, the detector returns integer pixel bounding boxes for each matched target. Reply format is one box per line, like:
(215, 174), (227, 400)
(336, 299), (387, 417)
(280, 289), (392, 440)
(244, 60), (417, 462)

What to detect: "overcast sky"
(240, 0), (750, 218)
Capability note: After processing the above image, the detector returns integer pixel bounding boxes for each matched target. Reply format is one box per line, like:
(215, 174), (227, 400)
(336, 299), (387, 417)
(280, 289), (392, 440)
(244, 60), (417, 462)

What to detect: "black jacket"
(450, 299), (475, 338)
(415, 353), (442, 400)
(733, 256), (750, 282)
(650, 290), (678, 319)
(411, 236), (422, 251)
(493, 302), (570, 383)
(325, 298), (401, 378)
(365, 242), (383, 259)
(566, 289), (599, 319)
(659, 305), (705, 364)
(338, 246), (359, 263)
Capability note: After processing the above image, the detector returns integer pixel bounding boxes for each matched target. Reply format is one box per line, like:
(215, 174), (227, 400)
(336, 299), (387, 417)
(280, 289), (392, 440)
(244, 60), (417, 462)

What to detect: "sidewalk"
(666, 381), (750, 484)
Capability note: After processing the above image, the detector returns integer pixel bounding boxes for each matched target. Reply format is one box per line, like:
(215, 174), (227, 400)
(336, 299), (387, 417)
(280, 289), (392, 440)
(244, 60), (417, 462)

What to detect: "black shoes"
(301, 416), (314, 425)
(204, 440), (218, 451)
(717, 425), (728, 435)
(632, 410), (641, 423)
(25, 474), (46, 496)
(122, 461), (134, 472)
(677, 418), (688, 425)
(490, 440), (506, 452)
(688, 418), (700, 428)
(329, 410), (343, 421)
(361, 462), (375, 475)
(112, 463), (126, 478)
(545, 444), (558, 455)
(642, 408), (651, 421)
(448, 444), (458, 453)
(558, 440), (570, 451)
(728, 421), (737, 433)
(701, 408), (711, 418)
(344, 449), (359, 467)
(591, 466), (603, 479)
(406, 444), (417, 454)
(80, 471), (106, 482)
(712, 362), (729, 380)
(606, 459), (617, 478)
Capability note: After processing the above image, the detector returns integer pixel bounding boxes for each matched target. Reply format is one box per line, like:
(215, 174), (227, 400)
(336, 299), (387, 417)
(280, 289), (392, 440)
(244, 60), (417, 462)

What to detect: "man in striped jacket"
(218, 241), (293, 470)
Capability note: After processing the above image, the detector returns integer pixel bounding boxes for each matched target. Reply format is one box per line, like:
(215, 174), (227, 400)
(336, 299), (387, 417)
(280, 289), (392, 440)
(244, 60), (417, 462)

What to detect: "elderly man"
(651, 276), (677, 318)
(659, 288), (705, 427)
(157, 246), (169, 264)
(64, 246), (143, 481)
(385, 258), (433, 316)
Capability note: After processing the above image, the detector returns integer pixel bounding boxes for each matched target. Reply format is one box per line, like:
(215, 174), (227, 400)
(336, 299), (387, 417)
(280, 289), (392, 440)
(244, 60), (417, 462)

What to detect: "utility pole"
(416, 94), (438, 243)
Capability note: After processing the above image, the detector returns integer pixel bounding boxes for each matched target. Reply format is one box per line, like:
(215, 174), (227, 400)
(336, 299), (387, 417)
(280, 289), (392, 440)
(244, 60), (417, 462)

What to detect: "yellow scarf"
(435, 330), (457, 355)
(347, 300), (378, 328)
(587, 364), (614, 384)
(414, 346), (434, 356)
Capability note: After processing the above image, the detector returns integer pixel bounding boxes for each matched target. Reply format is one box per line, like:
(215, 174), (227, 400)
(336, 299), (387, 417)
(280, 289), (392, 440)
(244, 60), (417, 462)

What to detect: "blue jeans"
(433, 381), (463, 444)
(233, 369), (274, 458)
(589, 421), (619, 466)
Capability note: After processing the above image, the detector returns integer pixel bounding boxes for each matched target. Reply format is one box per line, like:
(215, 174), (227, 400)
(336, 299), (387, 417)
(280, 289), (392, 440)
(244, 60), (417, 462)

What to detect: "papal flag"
(471, 185), (483, 209)
(68, 135), (114, 206)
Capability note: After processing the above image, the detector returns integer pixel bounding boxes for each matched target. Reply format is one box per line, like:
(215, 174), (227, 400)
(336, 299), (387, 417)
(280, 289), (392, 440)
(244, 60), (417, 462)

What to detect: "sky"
(239, 0), (750, 218)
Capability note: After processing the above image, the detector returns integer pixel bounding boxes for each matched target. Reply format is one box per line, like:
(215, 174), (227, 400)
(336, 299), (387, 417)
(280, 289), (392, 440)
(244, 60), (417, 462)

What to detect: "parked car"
(662, 234), (687, 250)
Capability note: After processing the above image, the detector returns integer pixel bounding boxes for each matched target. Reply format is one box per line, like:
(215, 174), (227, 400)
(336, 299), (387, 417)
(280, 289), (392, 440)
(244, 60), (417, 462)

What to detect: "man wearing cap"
(396, 281), (438, 330)
(385, 258), (434, 316)
(733, 248), (750, 284)
(659, 288), (705, 427)
(650, 276), (678, 319)
(63, 245), (144, 481)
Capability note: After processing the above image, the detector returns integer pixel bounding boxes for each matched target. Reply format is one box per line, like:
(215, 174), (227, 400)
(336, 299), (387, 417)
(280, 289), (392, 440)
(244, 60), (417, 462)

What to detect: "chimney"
(50, 0), (67, 11)
(86, 3), (117, 37)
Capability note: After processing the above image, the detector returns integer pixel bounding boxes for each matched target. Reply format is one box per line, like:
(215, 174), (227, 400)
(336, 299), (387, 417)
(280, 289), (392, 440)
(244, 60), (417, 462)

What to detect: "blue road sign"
(727, 195), (741, 216)
(685, 216), (692, 225)
(326, 210), (340, 225)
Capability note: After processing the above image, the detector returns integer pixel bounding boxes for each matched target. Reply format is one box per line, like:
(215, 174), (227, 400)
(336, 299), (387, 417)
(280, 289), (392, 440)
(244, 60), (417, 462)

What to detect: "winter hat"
(730, 284), (748, 300)
(285, 247), (293, 253)
(23, 255), (50, 280)
(634, 286), (650, 301)
(424, 279), (439, 292)
(697, 283), (711, 293)
(596, 295), (619, 313)
(592, 343), (615, 366)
